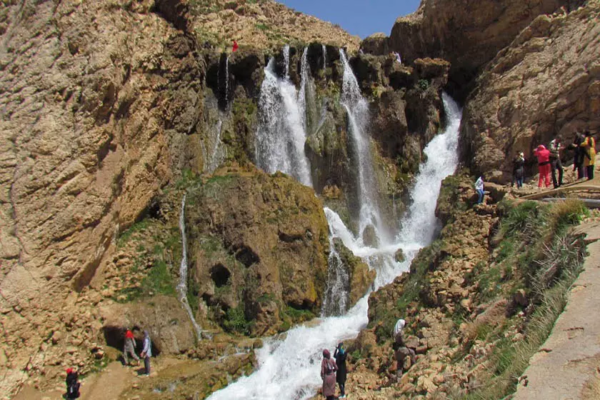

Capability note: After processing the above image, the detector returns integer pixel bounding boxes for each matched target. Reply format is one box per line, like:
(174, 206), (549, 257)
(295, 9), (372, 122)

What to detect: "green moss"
(117, 219), (151, 247)
(223, 305), (253, 335)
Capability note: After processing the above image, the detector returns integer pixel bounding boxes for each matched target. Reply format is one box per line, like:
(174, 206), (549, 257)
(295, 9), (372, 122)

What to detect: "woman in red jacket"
(534, 145), (551, 188)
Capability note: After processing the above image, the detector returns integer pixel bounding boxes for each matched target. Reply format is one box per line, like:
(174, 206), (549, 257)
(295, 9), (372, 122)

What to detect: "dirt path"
(514, 221), (600, 399)
(13, 362), (138, 400)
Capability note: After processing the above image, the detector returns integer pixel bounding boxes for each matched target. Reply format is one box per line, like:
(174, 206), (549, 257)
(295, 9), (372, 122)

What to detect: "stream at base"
(207, 93), (462, 400)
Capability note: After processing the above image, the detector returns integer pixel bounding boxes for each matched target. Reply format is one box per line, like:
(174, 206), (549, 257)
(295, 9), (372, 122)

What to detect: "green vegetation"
(461, 199), (587, 399)
(418, 79), (430, 91)
(223, 305), (254, 335)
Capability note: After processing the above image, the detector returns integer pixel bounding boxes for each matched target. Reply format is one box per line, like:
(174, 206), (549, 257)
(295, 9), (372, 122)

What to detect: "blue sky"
(278, 0), (421, 39)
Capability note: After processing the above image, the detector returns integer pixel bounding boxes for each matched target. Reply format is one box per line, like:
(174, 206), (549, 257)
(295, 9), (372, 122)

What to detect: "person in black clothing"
(65, 368), (80, 399)
(512, 152), (525, 189)
(549, 139), (564, 188)
(573, 132), (585, 179)
(334, 342), (347, 399)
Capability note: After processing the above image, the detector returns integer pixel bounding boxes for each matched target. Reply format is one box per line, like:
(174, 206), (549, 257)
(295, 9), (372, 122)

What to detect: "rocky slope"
(342, 175), (591, 399)
(460, 2), (600, 182)
(191, 0), (360, 51)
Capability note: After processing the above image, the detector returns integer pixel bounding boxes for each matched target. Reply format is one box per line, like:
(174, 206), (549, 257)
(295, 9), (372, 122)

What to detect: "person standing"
(393, 319), (416, 378)
(65, 368), (80, 399)
(549, 139), (564, 188)
(512, 153), (525, 189)
(580, 131), (596, 180)
(320, 349), (337, 400)
(534, 145), (551, 188)
(475, 176), (484, 204)
(334, 343), (347, 399)
(573, 131), (585, 179)
(140, 330), (152, 376)
(123, 329), (139, 366)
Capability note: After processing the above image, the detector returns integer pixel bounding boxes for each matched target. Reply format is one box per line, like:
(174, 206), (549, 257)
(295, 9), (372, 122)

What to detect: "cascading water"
(297, 47), (309, 130)
(177, 195), (204, 340)
(321, 229), (350, 316)
(322, 44), (327, 71)
(208, 92), (463, 400)
(255, 52), (312, 187)
(339, 50), (385, 243)
(283, 45), (290, 78)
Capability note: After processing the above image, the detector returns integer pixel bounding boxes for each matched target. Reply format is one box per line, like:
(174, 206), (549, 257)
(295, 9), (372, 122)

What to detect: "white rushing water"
(208, 91), (463, 400)
(339, 50), (385, 243)
(297, 47), (309, 131)
(225, 55), (229, 104)
(177, 195), (203, 340)
(255, 52), (312, 187)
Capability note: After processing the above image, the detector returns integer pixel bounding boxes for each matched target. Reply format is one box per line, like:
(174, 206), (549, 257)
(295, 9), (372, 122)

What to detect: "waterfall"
(321, 224), (350, 316)
(322, 44), (327, 71)
(298, 47), (309, 130)
(207, 118), (225, 173)
(255, 54), (312, 187)
(208, 93), (463, 400)
(177, 195), (204, 340)
(340, 49), (385, 244)
(283, 44), (290, 78)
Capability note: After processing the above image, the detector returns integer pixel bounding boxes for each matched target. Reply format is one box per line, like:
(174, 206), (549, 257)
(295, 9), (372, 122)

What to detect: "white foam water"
(255, 52), (312, 187)
(208, 92), (463, 400)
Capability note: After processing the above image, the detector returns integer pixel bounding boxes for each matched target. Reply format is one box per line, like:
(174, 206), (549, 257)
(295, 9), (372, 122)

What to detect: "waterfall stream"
(208, 90), (463, 400)
(177, 195), (203, 340)
(255, 50), (312, 187)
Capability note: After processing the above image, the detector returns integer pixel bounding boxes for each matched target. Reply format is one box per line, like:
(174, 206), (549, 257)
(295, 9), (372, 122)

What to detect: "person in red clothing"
(534, 145), (551, 188)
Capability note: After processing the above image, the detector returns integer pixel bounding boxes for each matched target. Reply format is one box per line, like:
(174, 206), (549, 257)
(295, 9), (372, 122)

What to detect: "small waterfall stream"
(208, 87), (463, 399)
(177, 195), (203, 340)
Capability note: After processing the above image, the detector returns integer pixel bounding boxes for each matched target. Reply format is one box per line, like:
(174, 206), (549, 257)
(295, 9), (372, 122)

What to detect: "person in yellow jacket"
(580, 131), (596, 180)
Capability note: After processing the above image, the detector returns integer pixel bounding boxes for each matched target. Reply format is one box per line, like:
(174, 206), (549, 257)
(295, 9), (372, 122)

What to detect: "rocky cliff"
(0, 0), (452, 397)
(367, 0), (580, 96)
(460, 2), (600, 181)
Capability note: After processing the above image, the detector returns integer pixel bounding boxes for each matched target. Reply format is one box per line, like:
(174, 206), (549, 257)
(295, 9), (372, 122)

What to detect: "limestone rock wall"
(185, 166), (330, 336)
(388, 0), (576, 94)
(460, 3), (600, 182)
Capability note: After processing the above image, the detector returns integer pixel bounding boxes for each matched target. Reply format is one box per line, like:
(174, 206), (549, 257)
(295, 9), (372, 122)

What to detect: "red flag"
(232, 40), (239, 52)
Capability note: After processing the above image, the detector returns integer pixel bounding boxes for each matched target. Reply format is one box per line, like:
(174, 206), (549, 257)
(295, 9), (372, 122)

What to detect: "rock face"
(185, 165), (330, 336)
(460, 4), (600, 182)
(190, 0), (360, 51)
(388, 0), (575, 92)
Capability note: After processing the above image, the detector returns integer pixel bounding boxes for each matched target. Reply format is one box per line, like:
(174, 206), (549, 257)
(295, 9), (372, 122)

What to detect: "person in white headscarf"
(393, 318), (416, 378)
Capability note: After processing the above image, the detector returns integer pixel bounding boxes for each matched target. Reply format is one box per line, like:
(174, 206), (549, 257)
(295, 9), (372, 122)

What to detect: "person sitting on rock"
(393, 319), (416, 378)
(334, 342), (348, 399)
(512, 153), (525, 189)
(65, 368), (80, 399)
(123, 329), (139, 366)
(534, 145), (551, 188)
(140, 330), (152, 376)
(320, 349), (338, 400)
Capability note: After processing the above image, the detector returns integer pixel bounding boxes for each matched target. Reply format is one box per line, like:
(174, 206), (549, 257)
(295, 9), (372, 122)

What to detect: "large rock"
(389, 0), (576, 93)
(460, 4), (600, 181)
(185, 165), (330, 336)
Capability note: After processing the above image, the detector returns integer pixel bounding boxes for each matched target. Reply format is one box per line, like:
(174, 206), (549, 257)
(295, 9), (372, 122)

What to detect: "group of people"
(533, 130), (596, 188)
(321, 343), (348, 399)
(475, 131), (596, 200)
(123, 329), (153, 376)
(63, 329), (152, 399)
(320, 318), (416, 399)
